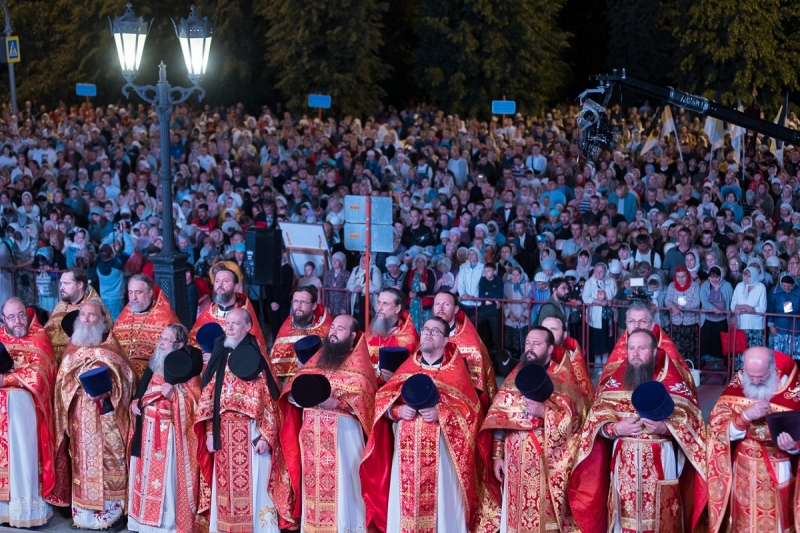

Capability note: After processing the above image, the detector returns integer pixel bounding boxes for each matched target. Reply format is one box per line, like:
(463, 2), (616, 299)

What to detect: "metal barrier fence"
(5, 270), (799, 384)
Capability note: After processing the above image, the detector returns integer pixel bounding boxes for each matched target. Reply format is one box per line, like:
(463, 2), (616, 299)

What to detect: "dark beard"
(521, 350), (549, 368)
(293, 309), (314, 328)
(317, 336), (352, 370)
(623, 358), (656, 390)
(214, 288), (235, 306)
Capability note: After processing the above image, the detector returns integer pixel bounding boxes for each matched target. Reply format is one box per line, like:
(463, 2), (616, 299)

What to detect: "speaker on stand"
(244, 228), (284, 342)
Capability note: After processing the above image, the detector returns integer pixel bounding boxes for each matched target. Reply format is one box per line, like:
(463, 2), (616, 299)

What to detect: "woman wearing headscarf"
(664, 266), (701, 362)
(322, 251), (350, 317)
(730, 266), (768, 369)
(503, 266), (530, 359)
(346, 253), (381, 330)
(11, 223), (38, 306)
(404, 253), (435, 331)
(575, 249), (592, 280)
(684, 250), (701, 281)
(700, 266), (733, 363)
(582, 262), (618, 367)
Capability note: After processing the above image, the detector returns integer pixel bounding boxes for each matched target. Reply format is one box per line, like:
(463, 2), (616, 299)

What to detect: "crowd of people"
(0, 98), (799, 531)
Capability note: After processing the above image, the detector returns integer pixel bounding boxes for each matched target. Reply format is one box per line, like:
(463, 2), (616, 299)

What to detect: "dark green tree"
(672, 0), (800, 111)
(605, 0), (674, 85)
(262, 0), (388, 117)
(413, 0), (570, 118)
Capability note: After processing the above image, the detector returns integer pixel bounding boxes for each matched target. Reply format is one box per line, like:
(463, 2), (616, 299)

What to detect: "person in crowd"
(479, 326), (584, 531)
(707, 347), (800, 533)
(582, 262), (618, 367)
(730, 266), (768, 369)
(502, 266), (530, 359)
(96, 241), (129, 321)
(52, 300), (134, 530)
(297, 261), (322, 290)
(322, 251), (350, 317)
(269, 286), (332, 379)
(569, 329), (707, 533)
(767, 272), (800, 360)
(360, 316), (495, 533)
(346, 254), (382, 331)
(664, 266), (701, 361)
(403, 253), (435, 332)
(113, 274), (179, 381)
(699, 265), (733, 363)
(128, 324), (205, 533)
(0, 298), (57, 527)
(476, 261), (503, 352)
(196, 308), (289, 532)
(279, 315), (377, 532)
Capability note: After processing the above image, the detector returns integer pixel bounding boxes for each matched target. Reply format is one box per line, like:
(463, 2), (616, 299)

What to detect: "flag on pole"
(660, 105), (682, 161)
(731, 99), (746, 164)
(703, 116), (725, 151)
(770, 92), (789, 166)
(640, 129), (660, 156)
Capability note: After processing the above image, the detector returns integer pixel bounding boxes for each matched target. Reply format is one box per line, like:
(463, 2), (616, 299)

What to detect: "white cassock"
(127, 418), (177, 533)
(300, 413), (367, 531)
(209, 420), (280, 533)
(0, 390), (52, 527)
(386, 420), (468, 533)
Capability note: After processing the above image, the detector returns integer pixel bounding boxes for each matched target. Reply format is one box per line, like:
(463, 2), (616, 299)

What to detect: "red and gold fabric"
(364, 310), (419, 377)
(270, 303), (332, 378)
(50, 334), (135, 509)
(449, 310), (498, 405)
(560, 336), (594, 403)
(113, 289), (179, 382)
(127, 373), (205, 533)
(0, 311), (57, 502)
(44, 287), (108, 363)
(279, 332), (378, 528)
(195, 361), (294, 531)
(597, 325), (697, 399)
(476, 354), (584, 533)
(360, 344), (492, 533)
(568, 348), (707, 533)
(707, 350), (800, 533)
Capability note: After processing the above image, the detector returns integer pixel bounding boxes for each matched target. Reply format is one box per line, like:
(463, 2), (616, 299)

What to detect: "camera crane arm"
(590, 69), (800, 146)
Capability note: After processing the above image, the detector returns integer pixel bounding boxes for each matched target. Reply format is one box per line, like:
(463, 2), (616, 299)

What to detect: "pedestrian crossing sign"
(5, 37), (19, 63)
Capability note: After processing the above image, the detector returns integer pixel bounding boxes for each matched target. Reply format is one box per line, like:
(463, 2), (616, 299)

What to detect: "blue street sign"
(492, 100), (516, 115)
(76, 84), (97, 97)
(5, 37), (19, 63)
(308, 94), (332, 109)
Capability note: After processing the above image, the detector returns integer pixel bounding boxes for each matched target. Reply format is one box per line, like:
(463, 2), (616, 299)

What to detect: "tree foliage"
(413, 0), (570, 118)
(605, 0), (674, 85)
(262, 0), (388, 117)
(672, 0), (800, 112)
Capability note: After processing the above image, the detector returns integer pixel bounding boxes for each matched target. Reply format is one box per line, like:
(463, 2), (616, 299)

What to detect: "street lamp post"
(109, 3), (214, 328)
(0, 0), (17, 115)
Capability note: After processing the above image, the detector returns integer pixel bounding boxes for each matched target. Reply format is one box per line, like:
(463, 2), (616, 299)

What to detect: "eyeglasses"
(158, 337), (178, 345)
(626, 318), (652, 327)
(291, 299), (313, 307)
(420, 327), (445, 337)
(3, 312), (27, 324)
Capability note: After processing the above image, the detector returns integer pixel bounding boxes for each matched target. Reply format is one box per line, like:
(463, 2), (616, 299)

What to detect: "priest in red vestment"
(0, 298), (57, 527)
(189, 267), (270, 364)
(127, 324), (206, 533)
(51, 300), (135, 530)
(196, 308), (293, 533)
(270, 286), (332, 379)
(113, 274), (180, 381)
(360, 316), (492, 533)
(280, 315), (378, 531)
(477, 326), (584, 533)
(568, 329), (707, 533)
(432, 291), (497, 407)
(365, 288), (419, 381)
(596, 301), (697, 398)
(707, 347), (800, 533)
(541, 315), (594, 404)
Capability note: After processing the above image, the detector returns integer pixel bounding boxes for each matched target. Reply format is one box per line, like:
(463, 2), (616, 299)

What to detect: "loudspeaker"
(244, 228), (283, 285)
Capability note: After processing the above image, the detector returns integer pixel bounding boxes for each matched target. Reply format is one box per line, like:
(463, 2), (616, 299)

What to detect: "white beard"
(224, 336), (243, 349)
(370, 316), (396, 336)
(71, 321), (105, 347)
(129, 299), (152, 314)
(742, 368), (779, 401)
(148, 346), (170, 375)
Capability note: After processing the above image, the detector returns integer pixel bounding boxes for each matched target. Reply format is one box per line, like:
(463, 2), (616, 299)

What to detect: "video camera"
(576, 98), (621, 162)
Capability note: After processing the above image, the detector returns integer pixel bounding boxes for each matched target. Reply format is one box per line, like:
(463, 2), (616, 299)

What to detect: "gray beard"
(742, 368), (779, 401)
(224, 335), (243, 349)
(370, 316), (397, 336)
(5, 324), (27, 338)
(623, 358), (656, 390)
(214, 289), (235, 306)
(148, 347), (170, 375)
(71, 321), (105, 347)
(129, 299), (152, 314)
